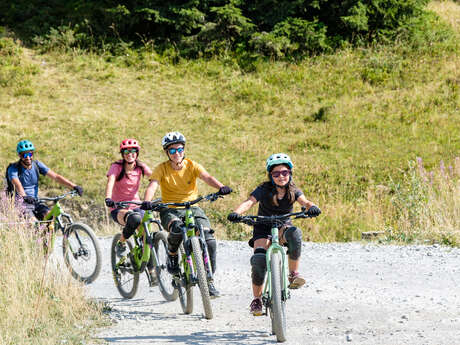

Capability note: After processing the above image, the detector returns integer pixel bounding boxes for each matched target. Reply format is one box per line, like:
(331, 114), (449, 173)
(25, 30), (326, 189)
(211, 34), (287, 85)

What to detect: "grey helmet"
(161, 132), (186, 149)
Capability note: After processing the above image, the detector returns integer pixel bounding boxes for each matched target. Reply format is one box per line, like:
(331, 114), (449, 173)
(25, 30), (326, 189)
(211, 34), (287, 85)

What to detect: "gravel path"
(85, 236), (460, 344)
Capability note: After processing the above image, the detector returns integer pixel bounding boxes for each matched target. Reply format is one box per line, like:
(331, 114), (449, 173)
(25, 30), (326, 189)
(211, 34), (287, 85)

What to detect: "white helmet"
(161, 132), (186, 149)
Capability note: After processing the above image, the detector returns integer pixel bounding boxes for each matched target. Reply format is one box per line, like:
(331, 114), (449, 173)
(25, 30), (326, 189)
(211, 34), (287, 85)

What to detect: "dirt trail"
(85, 237), (460, 344)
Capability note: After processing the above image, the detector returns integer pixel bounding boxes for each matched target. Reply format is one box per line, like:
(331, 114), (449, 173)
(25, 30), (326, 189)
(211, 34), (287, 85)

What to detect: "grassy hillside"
(0, 1), (458, 244)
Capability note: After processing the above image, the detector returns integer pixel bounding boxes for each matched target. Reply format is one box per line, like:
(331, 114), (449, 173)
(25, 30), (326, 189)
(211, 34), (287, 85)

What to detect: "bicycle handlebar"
(141, 192), (225, 211)
(235, 208), (312, 226)
(114, 198), (162, 209)
(36, 190), (79, 203)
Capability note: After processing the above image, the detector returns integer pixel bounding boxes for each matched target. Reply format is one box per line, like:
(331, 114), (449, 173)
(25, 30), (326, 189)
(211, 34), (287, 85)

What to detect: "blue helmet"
(266, 153), (293, 172)
(16, 140), (35, 153)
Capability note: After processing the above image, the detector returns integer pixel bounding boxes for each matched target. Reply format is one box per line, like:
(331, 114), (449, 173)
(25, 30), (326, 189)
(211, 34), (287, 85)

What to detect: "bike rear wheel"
(177, 243), (193, 314)
(62, 222), (101, 284)
(270, 252), (287, 342)
(111, 233), (139, 299)
(191, 237), (213, 319)
(154, 231), (178, 301)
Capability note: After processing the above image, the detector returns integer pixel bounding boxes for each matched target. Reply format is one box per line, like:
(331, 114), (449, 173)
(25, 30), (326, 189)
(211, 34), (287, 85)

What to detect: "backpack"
(4, 160), (39, 196)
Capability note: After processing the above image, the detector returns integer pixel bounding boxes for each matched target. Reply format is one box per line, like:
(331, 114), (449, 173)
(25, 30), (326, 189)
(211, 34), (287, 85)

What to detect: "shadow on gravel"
(103, 330), (270, 344)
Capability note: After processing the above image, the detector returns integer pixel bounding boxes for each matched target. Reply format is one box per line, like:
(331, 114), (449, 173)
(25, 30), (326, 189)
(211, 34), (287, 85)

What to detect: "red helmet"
(120, 138), (140, 152)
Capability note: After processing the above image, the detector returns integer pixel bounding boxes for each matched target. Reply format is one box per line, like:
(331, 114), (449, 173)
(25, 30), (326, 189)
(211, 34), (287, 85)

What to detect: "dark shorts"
(249, 223), (292, 248)
(110, 207), (144, 225)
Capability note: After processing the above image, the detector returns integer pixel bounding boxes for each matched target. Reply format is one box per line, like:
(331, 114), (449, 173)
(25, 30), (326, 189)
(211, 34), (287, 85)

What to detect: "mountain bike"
(110, 199), (177, 301)
(233, 208), (311, 343)
(37, 190), (102, 284)
(144, 192), (226, 320)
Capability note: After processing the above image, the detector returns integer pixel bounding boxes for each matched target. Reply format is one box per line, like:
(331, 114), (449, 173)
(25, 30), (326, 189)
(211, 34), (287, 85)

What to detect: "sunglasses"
(168, 147), (184, 155)
(21, 152), (34, 158)
(271, 170), (291, 178)
(122, 148), (138, 154)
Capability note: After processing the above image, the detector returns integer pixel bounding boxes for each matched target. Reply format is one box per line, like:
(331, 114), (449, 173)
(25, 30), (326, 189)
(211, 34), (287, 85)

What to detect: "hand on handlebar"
(306, 205), (321, 217)
(218, 186), (232, 195)
(105, 198), (115, 207)
(227, 212), (241, 223)
(73, 185), (84, 196)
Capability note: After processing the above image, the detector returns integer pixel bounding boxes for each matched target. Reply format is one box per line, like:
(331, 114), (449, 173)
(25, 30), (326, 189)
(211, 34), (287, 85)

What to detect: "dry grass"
(0, 194), (105, 345)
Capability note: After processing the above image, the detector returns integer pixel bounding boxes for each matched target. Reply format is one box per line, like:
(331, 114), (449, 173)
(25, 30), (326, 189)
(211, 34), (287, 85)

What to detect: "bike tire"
(191, 237), (213, 319)
(270, 251), (287, 342)
(154, 231), (178, 301)
(111, 233), (139, 299)
(178, 243), (193, 314)
(62, 222), (101, 284)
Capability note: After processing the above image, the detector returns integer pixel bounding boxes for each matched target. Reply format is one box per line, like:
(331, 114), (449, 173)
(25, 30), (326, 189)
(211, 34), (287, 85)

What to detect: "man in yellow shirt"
(143, 132), (232, 297)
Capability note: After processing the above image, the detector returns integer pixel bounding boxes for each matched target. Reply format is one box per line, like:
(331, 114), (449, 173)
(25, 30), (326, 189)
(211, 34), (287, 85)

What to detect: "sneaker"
(288, 271), (306, 289)
(148, 269), (158, 287)
(167, 254), (180, 275)
(208, 281), (220, 299)
(115, 241), (127, 258)
(250, 297), (263, 316)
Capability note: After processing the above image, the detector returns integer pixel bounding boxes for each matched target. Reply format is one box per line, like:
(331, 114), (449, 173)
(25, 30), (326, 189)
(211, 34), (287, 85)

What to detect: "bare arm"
(297, 194), (316, 209)
(46, 170), (76, 189)
(10, 178), (26, 197)
(233, 196), (258, 215)
(144, 179), (159, 201)
(105, 174), (116, 198)
(199, 169), (224, 190)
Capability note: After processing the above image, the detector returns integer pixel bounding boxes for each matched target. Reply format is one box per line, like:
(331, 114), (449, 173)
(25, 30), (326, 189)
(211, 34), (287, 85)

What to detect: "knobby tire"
(62, 222), (101, 284)
(270, 252), (287, 342)
(154, 231), (178, 301)
(178, 243), (193, 314)
(111, 233), (139, 299)
(191, 237), (213, 319)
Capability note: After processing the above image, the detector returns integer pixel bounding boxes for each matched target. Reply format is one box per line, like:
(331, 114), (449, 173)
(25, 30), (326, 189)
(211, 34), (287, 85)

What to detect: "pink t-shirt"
(107, 161), (152, 209)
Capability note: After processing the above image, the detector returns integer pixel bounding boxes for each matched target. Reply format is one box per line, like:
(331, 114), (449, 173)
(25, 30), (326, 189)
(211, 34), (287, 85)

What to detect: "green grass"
(0, 1), (459, 243)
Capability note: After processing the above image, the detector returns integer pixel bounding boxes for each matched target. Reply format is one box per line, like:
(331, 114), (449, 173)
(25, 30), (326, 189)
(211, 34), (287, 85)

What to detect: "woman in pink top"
(105, 139), (152, 260)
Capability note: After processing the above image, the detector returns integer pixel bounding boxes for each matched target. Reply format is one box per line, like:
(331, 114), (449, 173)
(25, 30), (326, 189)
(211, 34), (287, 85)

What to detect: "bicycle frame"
(263, 226), (290, 309)
(131, 210), (163, 272)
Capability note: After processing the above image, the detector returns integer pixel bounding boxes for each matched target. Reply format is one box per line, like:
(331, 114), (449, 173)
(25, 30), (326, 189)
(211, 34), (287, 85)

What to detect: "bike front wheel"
(154, 231), (178, 301)
(62, 222), (101, 284)
(191, 237), (213, 320)
(270, 251), (287, 342)
(111, 233), (139, 299)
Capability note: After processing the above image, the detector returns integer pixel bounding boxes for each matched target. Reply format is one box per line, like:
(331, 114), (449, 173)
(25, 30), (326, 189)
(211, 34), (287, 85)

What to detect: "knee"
(122, 212), (142, 239)
(284, 227), (302, 260)
(250, 248), (267, 286)
(167, 221), (184, 248)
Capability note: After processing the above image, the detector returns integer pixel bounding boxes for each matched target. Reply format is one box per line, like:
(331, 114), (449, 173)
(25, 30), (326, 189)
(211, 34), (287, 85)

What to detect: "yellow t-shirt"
(150, 158), (205, 204)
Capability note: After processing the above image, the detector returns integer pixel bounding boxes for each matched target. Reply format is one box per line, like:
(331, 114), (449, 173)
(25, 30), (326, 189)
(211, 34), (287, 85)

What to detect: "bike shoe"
(148, 269), (158, 287)
(249, 297), (263, 316)
(208, 281), (220, 299)
(115, 240), (127, 258)
(288, 271), (306, 289)
(167, 254), (180, 275)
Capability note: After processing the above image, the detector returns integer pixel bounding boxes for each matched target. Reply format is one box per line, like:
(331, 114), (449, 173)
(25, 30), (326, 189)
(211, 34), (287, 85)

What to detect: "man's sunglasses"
(122, 148), (138, 154)
(271, 170), (291, 178)
(168, 147), (184, 155)
(21, 152), (34, 158)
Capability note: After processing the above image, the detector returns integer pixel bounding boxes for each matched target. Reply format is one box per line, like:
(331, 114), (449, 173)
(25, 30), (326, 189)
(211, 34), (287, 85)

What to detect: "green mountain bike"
(234, 208), (311, 343)
(110, 199), (177, 301)
(143, 192), (226, 320)
(37, 190), (102, 284)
